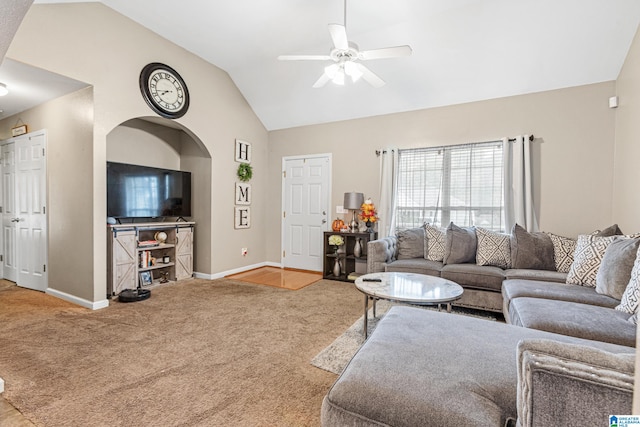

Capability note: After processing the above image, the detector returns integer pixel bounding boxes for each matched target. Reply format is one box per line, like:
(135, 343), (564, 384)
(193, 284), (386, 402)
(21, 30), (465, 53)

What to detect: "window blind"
(396, 141), (505, 231)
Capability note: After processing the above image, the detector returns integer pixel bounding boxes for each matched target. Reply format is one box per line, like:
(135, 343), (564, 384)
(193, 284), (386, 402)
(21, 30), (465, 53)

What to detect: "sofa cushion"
(504, 269), (566, 283)
(441, 263), (504, 292)
(595, 224), (624, 237)
(510, 224), (555, 271)
(616, 245), (640, 314)
(424, 223), (446, 261)
(321, 307), (634, 427)
(443, 222), (476, 265)
(547, 233), (577, 273)
(502, 280), (620, 313)
(596, 237), (640, 300)
(475, 227), (511, 269)
(566, 235), (616, 287)
(509, 297), (636, 347)
(385, 259), (443, 277)
(396, 227), (425, 259)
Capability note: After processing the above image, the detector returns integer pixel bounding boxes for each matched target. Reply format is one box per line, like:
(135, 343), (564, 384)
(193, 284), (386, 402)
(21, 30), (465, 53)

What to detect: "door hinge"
(43, 264), (46, 272)
(283, 250), (285, 258)
(282, 170), (286, 178)
(0, 254), (3, 262)
(283, 211), (286, 218)
(0, 206), (2, 213)
(42, 148), (45, 156)
(43, 206), (45, 214)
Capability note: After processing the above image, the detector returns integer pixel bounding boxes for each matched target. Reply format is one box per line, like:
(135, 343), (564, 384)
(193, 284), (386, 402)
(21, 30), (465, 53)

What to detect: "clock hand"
(158, 89), (173, 95)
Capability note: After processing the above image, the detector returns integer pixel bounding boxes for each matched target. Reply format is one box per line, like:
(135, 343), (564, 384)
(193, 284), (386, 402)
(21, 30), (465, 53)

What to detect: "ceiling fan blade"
(312, 72), (331, 88)
(328, 23), (349, 50)
(278, 54), (332, 61)
(356, 63), (385, 88)
(359, 45), (413, 60)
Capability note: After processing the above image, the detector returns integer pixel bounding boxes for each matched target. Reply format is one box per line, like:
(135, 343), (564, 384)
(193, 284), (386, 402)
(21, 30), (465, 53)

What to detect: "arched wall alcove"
(106, 117), (212, 275)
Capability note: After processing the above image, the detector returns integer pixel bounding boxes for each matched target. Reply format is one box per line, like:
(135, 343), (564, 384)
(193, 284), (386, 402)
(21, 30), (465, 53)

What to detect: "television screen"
(107, 162), (192, 219)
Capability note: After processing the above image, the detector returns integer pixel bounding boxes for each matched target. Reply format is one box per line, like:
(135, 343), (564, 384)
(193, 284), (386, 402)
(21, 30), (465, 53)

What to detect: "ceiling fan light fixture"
(344, 61), (362, 82)
(332, 69), (345, 85)
(0, 83), (8, 97)
(324, 64), (339, 79)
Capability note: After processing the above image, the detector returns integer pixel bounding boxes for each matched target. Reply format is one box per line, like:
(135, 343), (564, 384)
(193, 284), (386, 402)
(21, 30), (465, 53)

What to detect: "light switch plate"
(336, 205), (346, 214)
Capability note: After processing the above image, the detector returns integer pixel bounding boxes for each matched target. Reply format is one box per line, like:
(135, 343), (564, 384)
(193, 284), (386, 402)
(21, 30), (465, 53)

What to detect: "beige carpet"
(0, 278), (362, 426)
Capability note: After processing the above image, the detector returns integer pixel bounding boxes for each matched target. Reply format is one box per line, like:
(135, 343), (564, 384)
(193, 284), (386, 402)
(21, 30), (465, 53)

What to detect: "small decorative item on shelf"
(160, 272), (170, 283)
(333, 257), (341, 277)
(328, 234), (344, 255)
(353, 238), (362, 258)
(331, 218), (344, 232)
(359, 198), (379, 233)
(154, 231), (168, 244)
(162, 255), (170, 264)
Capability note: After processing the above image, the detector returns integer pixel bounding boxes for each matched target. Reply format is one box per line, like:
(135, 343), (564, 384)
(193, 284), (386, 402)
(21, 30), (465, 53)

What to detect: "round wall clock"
(139, 62), (190, 119)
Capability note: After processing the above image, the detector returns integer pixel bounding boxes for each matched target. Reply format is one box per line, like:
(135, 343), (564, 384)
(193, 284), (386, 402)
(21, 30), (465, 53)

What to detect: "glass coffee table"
(355, 272), (464, 338)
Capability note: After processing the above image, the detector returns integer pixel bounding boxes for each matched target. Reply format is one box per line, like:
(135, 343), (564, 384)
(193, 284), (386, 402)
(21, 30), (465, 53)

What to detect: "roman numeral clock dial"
(139, 63), (190, 119)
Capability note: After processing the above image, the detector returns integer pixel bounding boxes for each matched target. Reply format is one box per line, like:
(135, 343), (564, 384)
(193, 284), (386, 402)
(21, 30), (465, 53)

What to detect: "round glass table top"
(354, 272), (463, 304)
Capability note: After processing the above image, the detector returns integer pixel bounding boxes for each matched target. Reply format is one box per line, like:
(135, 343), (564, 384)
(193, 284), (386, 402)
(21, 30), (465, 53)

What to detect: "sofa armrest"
(516, 339), (634, 427)
(367, 236), (397, 273)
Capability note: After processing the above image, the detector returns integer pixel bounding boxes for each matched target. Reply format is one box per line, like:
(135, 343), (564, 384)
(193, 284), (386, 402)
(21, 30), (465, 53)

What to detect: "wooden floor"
(226, 266), (322, 290)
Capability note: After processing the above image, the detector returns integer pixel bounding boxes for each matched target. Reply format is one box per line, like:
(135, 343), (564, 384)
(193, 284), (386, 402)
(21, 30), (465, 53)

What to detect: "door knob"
(322, 219), (327, 224)
(11, 218), (20, 222)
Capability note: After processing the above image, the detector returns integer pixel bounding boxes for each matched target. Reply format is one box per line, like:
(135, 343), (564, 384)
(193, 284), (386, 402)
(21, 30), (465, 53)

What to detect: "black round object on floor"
(119, 288), (151, 302)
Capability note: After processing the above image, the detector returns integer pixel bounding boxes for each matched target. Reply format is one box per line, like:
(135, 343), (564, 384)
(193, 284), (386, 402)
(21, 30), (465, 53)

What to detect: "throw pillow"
(424, 224), (446, 261)
(566, 234), (616, 287)
(547, 233), (577, 273)
(628, 312), (638, 325)
(475, 227), (511, 269)
(443, 222), (476, 265)
(595, 224), (624, 237)
(595, 237), (640, 300)
(396, 227), (425, 259)
(616, 245), (640, 314)
(509, 224), (555, 271)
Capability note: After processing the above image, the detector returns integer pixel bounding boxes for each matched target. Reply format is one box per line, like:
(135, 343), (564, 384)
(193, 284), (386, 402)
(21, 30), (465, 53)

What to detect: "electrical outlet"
(241, 247), (248, 256)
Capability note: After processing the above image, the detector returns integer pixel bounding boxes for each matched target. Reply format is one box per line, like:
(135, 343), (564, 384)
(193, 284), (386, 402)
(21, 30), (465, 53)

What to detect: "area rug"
(311, 301), (502, 375)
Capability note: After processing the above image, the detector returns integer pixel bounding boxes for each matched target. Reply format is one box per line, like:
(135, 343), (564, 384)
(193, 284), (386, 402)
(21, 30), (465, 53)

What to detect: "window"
(395, 142), (505, 232)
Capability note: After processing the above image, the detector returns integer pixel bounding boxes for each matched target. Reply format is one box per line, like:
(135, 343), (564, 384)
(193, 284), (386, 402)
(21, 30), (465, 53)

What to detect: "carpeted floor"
(0, 278), (363, 426)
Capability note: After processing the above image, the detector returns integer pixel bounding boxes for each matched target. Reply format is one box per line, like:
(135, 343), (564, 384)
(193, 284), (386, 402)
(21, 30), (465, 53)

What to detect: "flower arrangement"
(359, 198), (378, 224)
(328, 234), (344, 247)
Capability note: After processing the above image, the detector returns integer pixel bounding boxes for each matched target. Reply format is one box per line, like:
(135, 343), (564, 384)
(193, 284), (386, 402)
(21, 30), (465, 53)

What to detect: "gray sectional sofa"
(322, 223), (639, 427)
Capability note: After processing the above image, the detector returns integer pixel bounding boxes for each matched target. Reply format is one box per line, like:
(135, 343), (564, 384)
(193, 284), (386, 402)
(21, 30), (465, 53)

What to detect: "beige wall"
(0, 87), (95, 300)
(6, 3), (268, 303)
(267, 82), (618, 262)
(613, 25), (640, 233)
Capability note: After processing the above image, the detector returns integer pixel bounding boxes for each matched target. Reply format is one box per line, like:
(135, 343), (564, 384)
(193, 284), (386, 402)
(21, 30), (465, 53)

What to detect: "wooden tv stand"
(107, 221), (195, 298)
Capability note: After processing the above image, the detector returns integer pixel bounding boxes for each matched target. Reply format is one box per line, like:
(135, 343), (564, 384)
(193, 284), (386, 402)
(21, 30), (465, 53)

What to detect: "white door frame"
(281, 153), (332, 270)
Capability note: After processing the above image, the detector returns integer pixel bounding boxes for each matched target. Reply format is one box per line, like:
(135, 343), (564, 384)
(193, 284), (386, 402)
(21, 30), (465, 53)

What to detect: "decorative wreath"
(237, 163), (253, 182)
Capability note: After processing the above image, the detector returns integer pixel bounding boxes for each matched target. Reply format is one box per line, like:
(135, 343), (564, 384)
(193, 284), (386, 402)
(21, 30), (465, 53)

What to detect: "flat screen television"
(107, 161), (192, 219)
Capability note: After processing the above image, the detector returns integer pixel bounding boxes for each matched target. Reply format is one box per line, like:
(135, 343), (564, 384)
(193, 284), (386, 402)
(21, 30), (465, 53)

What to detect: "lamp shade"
(344, 192), (364, 210)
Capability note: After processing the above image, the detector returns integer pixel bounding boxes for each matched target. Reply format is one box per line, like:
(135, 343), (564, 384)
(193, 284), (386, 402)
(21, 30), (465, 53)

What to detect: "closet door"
(1, 142), (17, 282)
(0, 131), (47, 291)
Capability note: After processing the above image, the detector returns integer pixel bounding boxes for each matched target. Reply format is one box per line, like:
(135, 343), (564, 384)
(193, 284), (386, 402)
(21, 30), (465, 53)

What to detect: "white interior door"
(1, 131), (47, 291)
(282, 154), (331, 271)
(1, 142), (16, 282)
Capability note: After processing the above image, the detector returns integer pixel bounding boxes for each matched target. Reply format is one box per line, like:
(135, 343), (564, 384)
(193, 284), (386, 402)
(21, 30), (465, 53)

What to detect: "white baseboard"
(46, 288), (109, 310)
(194, 261), (282, 280)
(0, 377), (4, 393)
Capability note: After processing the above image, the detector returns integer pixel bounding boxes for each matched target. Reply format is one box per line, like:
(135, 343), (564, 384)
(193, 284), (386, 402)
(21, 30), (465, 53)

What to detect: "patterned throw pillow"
(475, 227), (511, 269)
(616, 245), (640, 314)
(424, 224), (446, 261)
(566, 235), (616, 287)
(547, 233), (577, 273)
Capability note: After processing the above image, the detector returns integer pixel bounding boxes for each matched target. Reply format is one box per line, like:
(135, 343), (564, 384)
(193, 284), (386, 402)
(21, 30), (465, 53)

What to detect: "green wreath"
(237, 163), (253, 182)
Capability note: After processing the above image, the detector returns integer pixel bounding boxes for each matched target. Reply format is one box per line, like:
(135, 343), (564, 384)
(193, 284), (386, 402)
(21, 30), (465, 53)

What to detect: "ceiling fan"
(278, 0), (412, 88)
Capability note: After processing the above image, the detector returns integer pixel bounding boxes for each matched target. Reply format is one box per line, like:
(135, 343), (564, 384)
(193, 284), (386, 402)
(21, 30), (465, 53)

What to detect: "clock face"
(139, 63), (190, 119)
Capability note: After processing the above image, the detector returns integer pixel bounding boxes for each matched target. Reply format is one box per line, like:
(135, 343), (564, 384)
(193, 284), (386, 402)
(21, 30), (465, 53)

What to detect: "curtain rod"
(375, 134), (535, 156)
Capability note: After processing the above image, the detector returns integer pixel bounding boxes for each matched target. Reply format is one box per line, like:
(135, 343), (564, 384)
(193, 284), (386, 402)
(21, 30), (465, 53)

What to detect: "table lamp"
(343, 192), (364, 233)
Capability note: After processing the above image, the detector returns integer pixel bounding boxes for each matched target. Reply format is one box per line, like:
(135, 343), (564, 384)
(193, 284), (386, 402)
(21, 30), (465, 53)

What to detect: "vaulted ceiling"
(4, 0), (640, 130)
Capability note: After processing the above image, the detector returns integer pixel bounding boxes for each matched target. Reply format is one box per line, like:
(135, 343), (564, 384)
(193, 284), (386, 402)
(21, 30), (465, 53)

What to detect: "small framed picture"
(139, 271), (153, 287)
